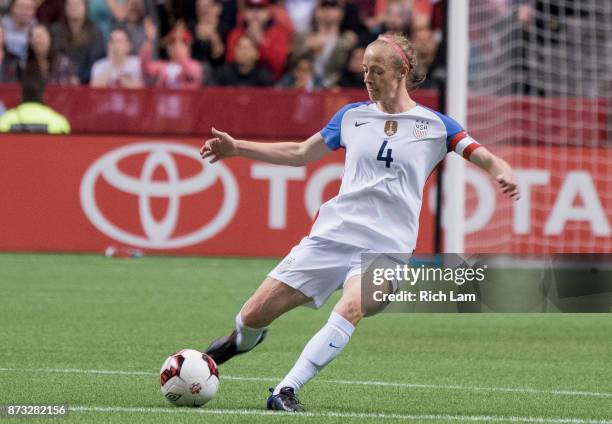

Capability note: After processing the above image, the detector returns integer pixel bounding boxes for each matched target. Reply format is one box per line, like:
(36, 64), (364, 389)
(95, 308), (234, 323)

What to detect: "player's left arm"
(468, 146), (520, 200)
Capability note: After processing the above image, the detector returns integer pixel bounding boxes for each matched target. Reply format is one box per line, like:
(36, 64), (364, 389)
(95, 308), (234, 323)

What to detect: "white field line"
(1, 367), (611, 399)
(69, 406), (612, 424)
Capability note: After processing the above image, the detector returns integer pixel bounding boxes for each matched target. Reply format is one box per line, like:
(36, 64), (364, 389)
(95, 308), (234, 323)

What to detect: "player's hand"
(496, 174), (520, 200)
(200, 127), (239, 163)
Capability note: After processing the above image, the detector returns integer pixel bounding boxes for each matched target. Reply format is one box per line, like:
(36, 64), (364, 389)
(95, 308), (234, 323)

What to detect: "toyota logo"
(80, 142), (239, 249)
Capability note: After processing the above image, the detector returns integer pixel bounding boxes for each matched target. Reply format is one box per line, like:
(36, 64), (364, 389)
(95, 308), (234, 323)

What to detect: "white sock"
(273, 311), (355, 394)
(235, 311), (267, 352)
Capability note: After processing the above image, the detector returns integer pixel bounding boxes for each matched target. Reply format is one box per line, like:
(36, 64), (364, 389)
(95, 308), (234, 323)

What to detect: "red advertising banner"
(0, 85), (438, 139)
(0, 135), (609, 256)
(0, 135), (437, 256)
(1, 86), (606, 146)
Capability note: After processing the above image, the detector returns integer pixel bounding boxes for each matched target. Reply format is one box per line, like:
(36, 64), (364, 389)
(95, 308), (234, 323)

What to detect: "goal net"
(463, 0), (612, 253)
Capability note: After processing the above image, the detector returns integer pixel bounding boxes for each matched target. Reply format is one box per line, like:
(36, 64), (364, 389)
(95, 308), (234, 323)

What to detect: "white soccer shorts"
(268, 236), (374, 309)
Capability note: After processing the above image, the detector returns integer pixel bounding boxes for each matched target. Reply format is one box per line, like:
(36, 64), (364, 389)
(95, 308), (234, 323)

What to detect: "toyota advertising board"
(0, 135), (609, 255)
(1, 135), (435, 256)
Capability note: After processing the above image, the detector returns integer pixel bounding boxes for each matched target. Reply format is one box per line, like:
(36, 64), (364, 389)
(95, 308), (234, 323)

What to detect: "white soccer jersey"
(310, 101), (481, 253)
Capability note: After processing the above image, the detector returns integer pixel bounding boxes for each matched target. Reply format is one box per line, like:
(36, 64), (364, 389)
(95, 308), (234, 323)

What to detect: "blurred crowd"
(0, 0), (444, 90)
(469, 0), (612, 97)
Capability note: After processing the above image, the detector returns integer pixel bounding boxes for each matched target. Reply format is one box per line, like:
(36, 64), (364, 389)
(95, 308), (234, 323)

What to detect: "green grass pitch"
(0, 253), (611, 424)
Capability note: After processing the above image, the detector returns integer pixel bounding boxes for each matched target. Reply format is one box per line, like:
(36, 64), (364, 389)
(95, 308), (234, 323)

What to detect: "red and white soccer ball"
(160, 349), (219, 407)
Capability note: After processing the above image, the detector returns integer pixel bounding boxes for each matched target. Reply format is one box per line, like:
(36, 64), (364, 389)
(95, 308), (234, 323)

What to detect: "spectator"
(277, 51), (323, 91)
(88, 0), (128, 42)
(52, 0), (106, 84)
(225, 0), (289, 81)
(352, 0), (377, 32)
(412, 0), (435, 31)
(213, 34), (272, 86)
(411, 19), (437, 81)
(157, 0), (200, 37)
(22, 24), (79, 85)
(90, 27), (142, 87)
(0, 70), (70, 133)
(1, 21), (20, 83)
(140, 20), (203, 87)
(338, 0), (369, 45)
(292, 0), (357, 87)
(123, 0), (157, 55)
(367, 0), (411, 39)
(284, 0), (317, 36)
(337, 45), (364, 88)
(188, 0), (229, 67)
(267, 0), (295, 39)
(1, 0), (37, 61)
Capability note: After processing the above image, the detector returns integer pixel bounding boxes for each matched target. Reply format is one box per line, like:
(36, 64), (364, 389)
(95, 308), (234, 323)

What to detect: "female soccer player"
(200, 32), (520, 412)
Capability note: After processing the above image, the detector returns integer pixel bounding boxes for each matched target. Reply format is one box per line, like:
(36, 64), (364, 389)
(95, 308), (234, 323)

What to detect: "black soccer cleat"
(205, 329), (267, 365)
(266, 387), (305, 412)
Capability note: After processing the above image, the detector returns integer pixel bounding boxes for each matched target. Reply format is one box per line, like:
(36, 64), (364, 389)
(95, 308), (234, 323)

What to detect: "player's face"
(362, 44), (405, 102)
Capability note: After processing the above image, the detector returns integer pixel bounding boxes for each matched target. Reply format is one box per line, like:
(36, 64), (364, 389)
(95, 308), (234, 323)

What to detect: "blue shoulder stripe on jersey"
(421, 106), (466, 151)
(320, 101), (370, 150)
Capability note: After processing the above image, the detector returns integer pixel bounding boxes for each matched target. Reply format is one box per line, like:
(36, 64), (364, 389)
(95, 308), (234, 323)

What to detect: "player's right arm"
(200, 127), (333, 166)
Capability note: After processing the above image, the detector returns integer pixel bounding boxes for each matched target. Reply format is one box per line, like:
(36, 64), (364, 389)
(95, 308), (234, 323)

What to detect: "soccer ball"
(160, 349), (219, 407)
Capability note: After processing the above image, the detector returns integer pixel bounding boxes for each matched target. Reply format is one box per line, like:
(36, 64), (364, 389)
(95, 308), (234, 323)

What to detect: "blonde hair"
(375, 32), (426, 90)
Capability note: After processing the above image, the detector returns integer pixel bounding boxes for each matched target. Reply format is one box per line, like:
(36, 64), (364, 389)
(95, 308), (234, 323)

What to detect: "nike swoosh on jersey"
(329, 342), (342, 349)
(354, 121), (370, 127)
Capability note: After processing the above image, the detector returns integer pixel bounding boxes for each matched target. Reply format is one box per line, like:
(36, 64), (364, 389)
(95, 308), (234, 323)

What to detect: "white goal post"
(443, 0), (469, 253)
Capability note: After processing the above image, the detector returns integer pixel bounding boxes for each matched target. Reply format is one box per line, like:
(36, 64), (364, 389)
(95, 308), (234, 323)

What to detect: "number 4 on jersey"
(377, 140), (394, 168)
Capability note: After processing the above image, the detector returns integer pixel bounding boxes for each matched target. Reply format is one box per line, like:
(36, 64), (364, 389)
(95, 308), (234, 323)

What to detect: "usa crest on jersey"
(413, 119), (429, 139)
